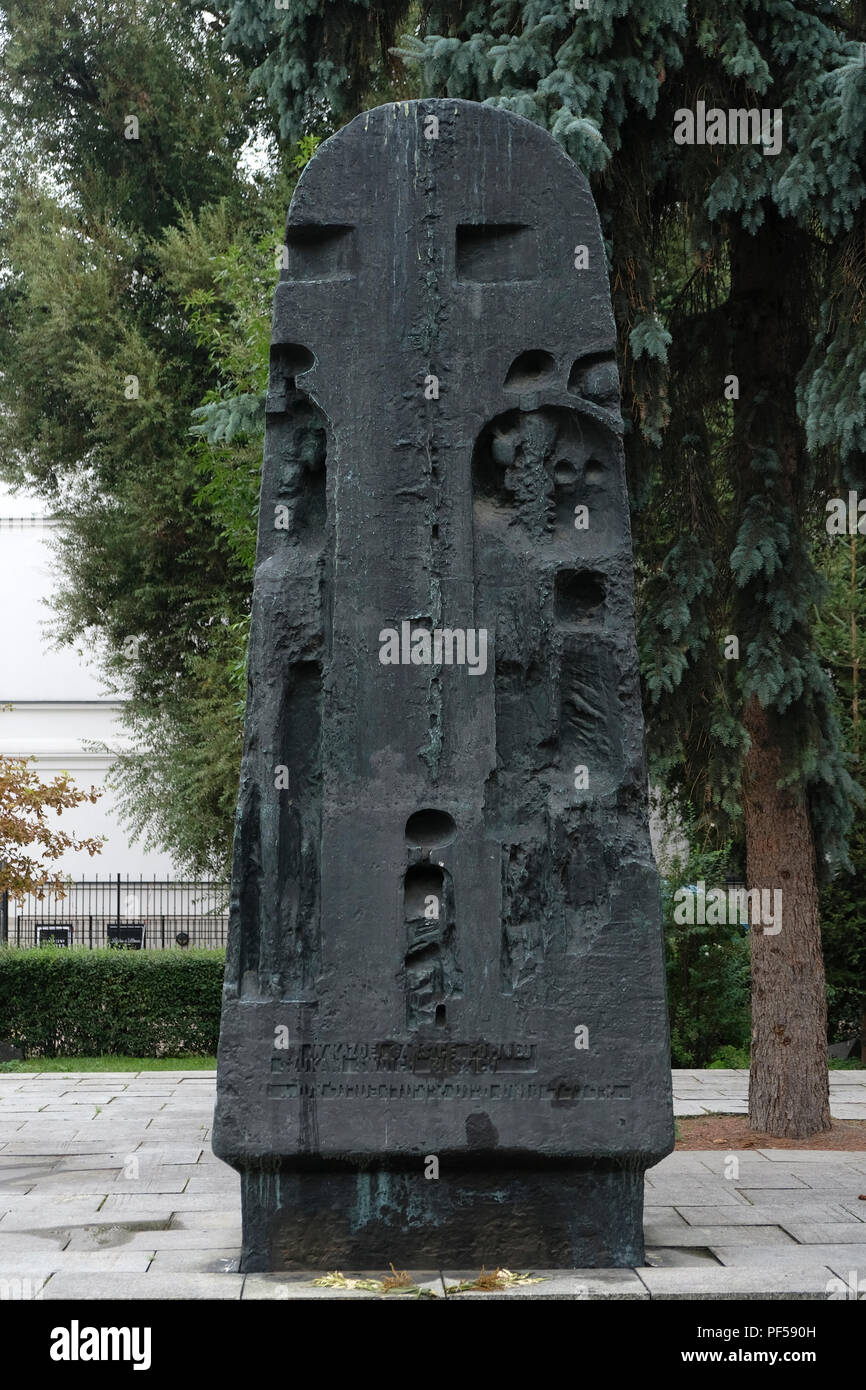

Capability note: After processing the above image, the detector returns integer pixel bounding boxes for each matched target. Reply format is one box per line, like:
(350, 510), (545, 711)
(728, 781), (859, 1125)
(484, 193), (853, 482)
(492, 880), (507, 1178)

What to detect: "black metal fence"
(0, 877), (229, 950)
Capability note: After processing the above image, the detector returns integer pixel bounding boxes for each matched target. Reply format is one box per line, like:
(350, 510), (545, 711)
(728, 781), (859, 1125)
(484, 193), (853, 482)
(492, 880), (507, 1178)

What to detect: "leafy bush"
(820, 810), (866, 1059)
(0, 949), (224, 1058)
(660, 839), (751, 1069)
(707, 1045), (750, 1069)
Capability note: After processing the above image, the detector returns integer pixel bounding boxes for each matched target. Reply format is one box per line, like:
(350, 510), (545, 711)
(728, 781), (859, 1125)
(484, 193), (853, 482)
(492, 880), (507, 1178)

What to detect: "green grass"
(708, 1045), (863, 1070)
(0, 1055), (217, 1072)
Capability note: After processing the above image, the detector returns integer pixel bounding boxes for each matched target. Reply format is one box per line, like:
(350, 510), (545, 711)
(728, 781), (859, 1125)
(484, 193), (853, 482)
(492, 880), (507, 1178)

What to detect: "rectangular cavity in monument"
(283, 224), (356, 280)
(554, 568), (606, 626)
(455, 223), (538, 282)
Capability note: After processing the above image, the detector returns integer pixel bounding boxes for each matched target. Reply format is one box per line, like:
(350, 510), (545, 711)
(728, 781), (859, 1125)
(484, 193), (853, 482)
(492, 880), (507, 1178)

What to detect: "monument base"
(237, 1161), (650, 1271)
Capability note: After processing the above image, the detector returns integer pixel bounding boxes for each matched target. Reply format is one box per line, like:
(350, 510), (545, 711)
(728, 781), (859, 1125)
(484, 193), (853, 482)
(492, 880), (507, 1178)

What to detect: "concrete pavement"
(1, 1069), (864, 1300)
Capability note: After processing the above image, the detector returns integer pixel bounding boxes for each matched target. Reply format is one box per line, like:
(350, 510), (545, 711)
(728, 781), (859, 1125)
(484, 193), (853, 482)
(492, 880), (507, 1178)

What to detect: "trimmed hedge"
(0, 948), (225, 1058)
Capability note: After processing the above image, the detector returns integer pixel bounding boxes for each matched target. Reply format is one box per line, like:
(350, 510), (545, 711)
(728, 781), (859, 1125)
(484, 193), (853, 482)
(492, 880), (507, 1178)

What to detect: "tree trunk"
(743, 698), (831, 1135)
(726, 207), (832, 1138)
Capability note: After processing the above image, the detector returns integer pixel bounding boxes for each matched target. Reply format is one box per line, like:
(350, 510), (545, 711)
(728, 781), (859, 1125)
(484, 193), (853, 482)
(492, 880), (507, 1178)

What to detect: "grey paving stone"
(651, 1155), (718, 1174)
(642, 1184), (750, 1206)
(764, 1166), (866, 1189)
(99, 1192), (226, 1215)
(735, 1187), (862, 1205)
(0, 1196), (108, 1224)
(643, 1248), (722, 1267)
(0, 1159), (59, 1181)
(0, 1250), (155, 1273)
(168, 1212), (241, 1234)
(131, 1146), (204, 1165)
(77, 1228), (243, 1251)
(147, 1250), (241, 1273)
(182, 1174), (241, 1196)
(0, 1274), (50, 1299)
(43, 1272), (243, 1300)
(709, 1243), (866, 1268)
(644, 1209), (692, 1233)
(646, 1224), (795, 1247)
(838, 1202), (866, 1221)
(0, 1233), (71, 1254)
(755, 1148), (866, 1162)
(0, 1141), (129, 1156)
(676, 1203), (854, 1226)
(824, 1260), (866, 1294)
(0, 1101), (58, 1113)
(50, 1154), (142, 1172)
(52, 1092), (125, 1105)
(20, 1172), (190, 1195)
(711, 1170), (814, 1189)
(780, 1222), (866, 1244)
(636, 1266), (837, 1299)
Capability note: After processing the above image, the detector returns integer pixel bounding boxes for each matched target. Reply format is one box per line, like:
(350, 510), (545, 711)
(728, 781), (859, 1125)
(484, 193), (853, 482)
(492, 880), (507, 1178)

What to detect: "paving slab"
(779, 1222), (866, 1244)
(66, 1228), (242, 1251)
(643, 1184), (754, 1205)
(0, 1234), (71, 1254)
(42, 1272), (244, 1300)
(756, 1149), (866, 1163)
(99, 1192), (225, 1215)
(167, 1213), (242, 1234)
(644, 1248), (722, 1267)
(676, 1203), (855, 1226)
(735, 1186), (864, 1206)
(0, 1197), (109, 1226)
(647, 1225), (796, 1247)
(636, 1267), (838, 1299)
(708, 1243), (866, 1268)
(0, 1250), (155, 1273)
(148, 1250), (241, 1273)
(643, 1209), (692, 1234)
(0, 1068), (863, 1297)
(15, 1173), (190, 1195)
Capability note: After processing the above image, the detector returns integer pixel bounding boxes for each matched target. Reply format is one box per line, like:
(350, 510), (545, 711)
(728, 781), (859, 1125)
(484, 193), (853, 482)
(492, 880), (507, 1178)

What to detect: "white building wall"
(0, 482), (179, 879)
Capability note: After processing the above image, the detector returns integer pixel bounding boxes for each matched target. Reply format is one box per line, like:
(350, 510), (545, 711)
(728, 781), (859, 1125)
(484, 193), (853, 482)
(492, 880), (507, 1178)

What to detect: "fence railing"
(0, 876), (230, 950)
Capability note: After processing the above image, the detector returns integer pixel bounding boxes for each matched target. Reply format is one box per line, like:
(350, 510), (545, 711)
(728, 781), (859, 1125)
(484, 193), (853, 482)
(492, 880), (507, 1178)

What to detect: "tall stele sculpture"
(213, 99), (674, 1271)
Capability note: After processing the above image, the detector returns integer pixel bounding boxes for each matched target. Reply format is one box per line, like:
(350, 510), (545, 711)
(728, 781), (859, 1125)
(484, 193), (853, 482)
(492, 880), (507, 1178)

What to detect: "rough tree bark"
(729, 209), (831, 1137)
(743, 701), (831, 1135)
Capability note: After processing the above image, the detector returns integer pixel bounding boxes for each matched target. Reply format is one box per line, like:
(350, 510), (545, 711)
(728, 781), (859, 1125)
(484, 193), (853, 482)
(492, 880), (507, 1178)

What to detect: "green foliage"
(0, 1056), (216, 1071)
(0, 3), (300, 875)
(0, 949), (225, 1058)
(707, 1044), (750, 1069)
(818, 772), (866, 1048)
(660, 836), (751, 1069)
(0, 0), (254, 237)
(224, 0), (422, 142)
(815, 529), (866, 1046)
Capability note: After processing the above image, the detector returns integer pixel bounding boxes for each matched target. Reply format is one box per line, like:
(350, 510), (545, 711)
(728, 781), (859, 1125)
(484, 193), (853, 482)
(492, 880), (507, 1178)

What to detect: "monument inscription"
(213, 98), (674, 1270)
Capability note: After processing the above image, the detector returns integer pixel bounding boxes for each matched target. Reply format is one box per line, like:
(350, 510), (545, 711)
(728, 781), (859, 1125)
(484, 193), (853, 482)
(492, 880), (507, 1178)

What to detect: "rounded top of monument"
(288, 98), (593, 222)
